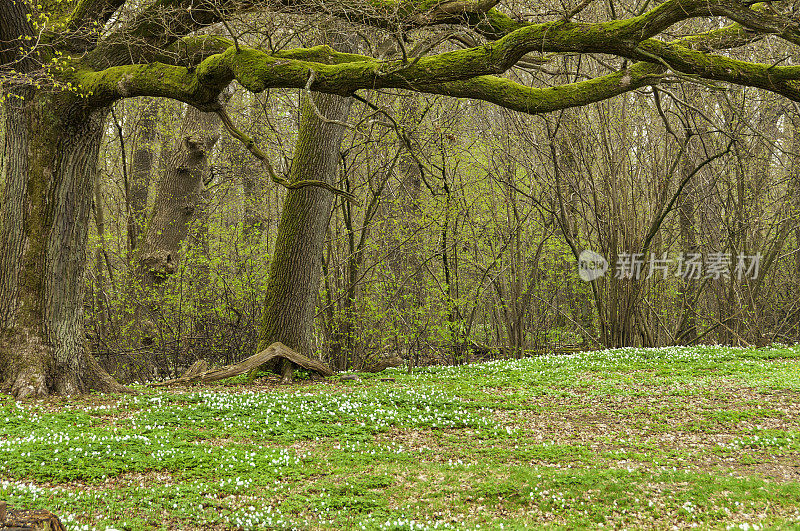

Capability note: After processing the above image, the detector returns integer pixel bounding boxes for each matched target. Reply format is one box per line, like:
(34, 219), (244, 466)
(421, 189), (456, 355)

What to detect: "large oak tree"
(2, 0), (800, 397)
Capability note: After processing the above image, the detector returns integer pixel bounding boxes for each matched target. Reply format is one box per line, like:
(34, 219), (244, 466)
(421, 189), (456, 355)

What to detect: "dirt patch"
(748, 462), (800, 482)
(484, 384), (800, 483)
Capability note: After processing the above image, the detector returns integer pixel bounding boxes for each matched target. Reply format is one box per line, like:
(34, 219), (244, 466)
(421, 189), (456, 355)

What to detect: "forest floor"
(1, 346), (799, 530)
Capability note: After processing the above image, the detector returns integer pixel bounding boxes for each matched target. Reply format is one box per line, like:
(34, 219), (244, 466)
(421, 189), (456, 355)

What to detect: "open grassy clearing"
(1, 345), (799, 530)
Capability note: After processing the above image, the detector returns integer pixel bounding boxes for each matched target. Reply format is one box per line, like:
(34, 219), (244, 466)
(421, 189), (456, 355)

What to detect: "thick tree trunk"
(0, 92), (127, 398)
(91, 157), (111, 344)
(257, 90), (353, 382)
(138, 105), (221, 287)
(135, 104), (222, 355)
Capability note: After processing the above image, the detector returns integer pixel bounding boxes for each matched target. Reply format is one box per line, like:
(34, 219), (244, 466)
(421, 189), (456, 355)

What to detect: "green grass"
(1, 345), (800, 529)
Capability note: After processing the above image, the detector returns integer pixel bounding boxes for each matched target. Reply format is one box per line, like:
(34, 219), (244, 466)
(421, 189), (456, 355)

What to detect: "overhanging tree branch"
(214, 106), (357, 200)
(89, 0), (773, 69)
(72, 28), (800, 115)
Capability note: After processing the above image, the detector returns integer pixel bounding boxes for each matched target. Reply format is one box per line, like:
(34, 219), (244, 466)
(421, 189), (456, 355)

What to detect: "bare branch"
(214, 105), (357, 201)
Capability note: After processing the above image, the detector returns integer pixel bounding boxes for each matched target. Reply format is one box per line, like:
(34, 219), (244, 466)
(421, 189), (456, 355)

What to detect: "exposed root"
(1, 328), (132, 398)
(83, 353), (133, 394)
(3, 330), (50, 399)
(10, 366), (48, 399)
(151, 342), (333, 387)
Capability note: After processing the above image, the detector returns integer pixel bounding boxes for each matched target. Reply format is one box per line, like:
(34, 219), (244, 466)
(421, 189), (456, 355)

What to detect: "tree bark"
(134, 103), (223, 357)
(137, 105), (221, 287)
(0, 91), (127, 398)
(127, 98), (162, 252)
(257, 89), (353, 382)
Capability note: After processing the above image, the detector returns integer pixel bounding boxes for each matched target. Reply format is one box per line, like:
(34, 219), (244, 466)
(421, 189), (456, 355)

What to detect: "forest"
(1, 0), (800, 527)
(77, 82), (800, 383)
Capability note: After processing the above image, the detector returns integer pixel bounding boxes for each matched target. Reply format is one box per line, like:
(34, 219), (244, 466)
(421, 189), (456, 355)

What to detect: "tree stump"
(0, 501), (67, 530)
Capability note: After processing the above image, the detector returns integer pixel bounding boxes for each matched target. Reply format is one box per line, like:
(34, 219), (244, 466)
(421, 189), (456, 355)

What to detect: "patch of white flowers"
(224, 505), (306, 530)
(725, 524), (762, 531)
(444, 458), (473, 469)
(358, 517), (460, 530)
(720, 434), (796, 451)
(334, 440), (411, 456)
(528, 487), (569, 509)
(126, 386), (494, 435)
(0, 479), (47, 500)
(218, 476), (253, 493)
(415, 344), (800, 374)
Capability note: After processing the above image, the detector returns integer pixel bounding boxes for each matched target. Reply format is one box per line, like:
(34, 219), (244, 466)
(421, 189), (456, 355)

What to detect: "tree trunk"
(257, 90), (353, 382)
(675, 131), (699, 344)
(138, 105), (221, 287)
(135, 104), (222, 357)
(91, 159), (111, 346)
(127, 98), (162, 252)
(0, 91), (127, 398)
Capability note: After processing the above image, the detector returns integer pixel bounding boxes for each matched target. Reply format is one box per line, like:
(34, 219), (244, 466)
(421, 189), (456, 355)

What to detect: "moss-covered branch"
(422, 62), (666, 114)
(634, 39), (800, 100)
(710, 1), (800, 47)
(67, 46), (662, 117)
(74, 8), (800, 112)
(675, 23), (761, 52)
(87, 0), (765, 70)
(58, 0), (800, 122)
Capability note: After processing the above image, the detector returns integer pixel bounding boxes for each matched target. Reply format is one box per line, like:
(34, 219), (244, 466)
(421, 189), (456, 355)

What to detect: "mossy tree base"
(0, 329), (130, 399)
